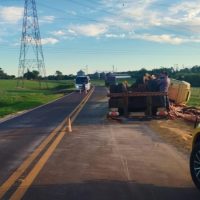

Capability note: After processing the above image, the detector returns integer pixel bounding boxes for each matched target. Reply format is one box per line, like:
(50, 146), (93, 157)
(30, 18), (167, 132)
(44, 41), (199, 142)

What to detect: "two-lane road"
(1, 87), (200, 200)
(0, 92), (86, 185)
(19, 87), (200, 200)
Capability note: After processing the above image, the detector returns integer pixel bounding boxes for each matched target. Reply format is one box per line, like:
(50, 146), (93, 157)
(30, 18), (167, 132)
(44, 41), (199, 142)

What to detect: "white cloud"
(40, 15), (55, 23)
(52, 30), (66, 36)
(68, 29), (77, 35)
(41, 37), (59, 45)
(95, 0), (200, 44)
(11, 0), (198, 46)
(15, 36), (59, 45)
(132, 34), (184, 44)
(130, 33), (200, 44)
(0, 6), (23, 24)
(101, 0), (160, 28)
(105, 33), (126, 39)
(68, 24), (108, 37)
(170, 1), (200, 18)
(67, 10), (77, 16)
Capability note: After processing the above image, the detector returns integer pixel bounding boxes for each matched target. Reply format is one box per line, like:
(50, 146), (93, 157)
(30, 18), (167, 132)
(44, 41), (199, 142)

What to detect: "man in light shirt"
(158, 72), (171, 109)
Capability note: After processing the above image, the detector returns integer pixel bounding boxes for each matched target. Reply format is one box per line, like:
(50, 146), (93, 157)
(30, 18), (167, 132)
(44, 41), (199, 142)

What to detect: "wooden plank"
(108, 92), (167, 97)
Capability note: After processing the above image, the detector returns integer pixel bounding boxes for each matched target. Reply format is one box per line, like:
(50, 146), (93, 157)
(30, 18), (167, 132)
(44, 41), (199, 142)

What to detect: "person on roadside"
(82, 82), (86, 94)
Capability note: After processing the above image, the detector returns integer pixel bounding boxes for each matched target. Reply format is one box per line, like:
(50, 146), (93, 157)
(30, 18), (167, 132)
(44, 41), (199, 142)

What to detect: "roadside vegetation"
(0, 80), (74, 118)
(91, 78), (135, 86)
(189, 88), (200, 107)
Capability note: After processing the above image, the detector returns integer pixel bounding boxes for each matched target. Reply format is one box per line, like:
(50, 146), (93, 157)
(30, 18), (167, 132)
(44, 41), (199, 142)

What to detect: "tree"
(0, 68), (8, 79)
(24, 70), (39, 80)
(191, 65), (200, 73)
(100, 72), (106, 79)
(55, 70), (63, 80)
(32, 70), (39, 79)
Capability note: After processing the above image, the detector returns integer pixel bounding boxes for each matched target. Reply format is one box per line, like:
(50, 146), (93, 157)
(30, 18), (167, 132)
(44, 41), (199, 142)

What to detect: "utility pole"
(85, 65), (88, 75)
(112, 65), (115, 73)
(17, 0), (47, 87)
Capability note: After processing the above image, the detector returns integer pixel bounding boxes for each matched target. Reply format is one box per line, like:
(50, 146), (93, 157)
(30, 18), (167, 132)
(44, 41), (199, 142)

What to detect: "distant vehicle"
(105, 73), (131, 86)
(75, 76), (91, 92)
(190, 118), (200, 189)
(105, 74), (116, 86)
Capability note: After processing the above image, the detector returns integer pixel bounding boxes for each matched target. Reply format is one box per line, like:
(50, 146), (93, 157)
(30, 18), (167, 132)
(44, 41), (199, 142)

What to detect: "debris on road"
(169, 104), (200, 123)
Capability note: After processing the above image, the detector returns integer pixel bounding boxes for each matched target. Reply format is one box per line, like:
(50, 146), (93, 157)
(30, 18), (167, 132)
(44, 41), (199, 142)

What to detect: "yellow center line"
(9, 129), (66, 200)
(71, 87), (95, 123)
(0, 120), (65, 200)
(8, 87), (94, 200)
(0, 88), (94, 200)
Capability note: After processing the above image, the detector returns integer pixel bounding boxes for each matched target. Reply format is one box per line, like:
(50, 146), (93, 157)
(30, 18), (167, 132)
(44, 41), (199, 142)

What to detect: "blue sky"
(1, 0), (200, 75)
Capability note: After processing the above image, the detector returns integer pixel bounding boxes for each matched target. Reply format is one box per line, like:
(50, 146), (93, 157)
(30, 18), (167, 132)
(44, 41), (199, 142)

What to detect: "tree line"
(1, 66), (200, 87)
(121, 65), (200, 87)
(0, 68), (15, 79)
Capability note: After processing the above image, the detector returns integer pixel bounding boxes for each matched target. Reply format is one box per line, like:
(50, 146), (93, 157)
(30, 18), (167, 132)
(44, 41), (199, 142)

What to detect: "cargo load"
(168, 79), (191, 105)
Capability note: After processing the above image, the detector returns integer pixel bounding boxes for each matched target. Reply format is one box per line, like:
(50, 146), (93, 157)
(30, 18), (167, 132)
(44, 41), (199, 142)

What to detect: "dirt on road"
(149, 119), (194, 155)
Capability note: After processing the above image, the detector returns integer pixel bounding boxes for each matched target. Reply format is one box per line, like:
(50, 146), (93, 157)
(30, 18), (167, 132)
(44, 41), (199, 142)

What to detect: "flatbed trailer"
(108, 91), (168, 117)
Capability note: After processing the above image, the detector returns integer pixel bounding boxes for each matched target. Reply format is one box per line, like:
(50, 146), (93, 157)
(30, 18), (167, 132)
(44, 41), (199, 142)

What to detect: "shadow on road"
(24, 180), (200, 200)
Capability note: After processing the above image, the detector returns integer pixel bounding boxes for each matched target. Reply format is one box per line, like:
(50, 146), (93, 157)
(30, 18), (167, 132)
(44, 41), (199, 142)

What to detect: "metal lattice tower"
(17, 0), (47, 87)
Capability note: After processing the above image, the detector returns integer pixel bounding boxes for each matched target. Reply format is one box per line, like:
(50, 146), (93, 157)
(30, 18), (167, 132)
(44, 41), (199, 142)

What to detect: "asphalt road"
(18, 86), (200, 200)
(0, 92), (86, 186)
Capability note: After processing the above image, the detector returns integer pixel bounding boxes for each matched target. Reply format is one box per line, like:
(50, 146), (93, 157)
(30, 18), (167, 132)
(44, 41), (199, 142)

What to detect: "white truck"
(75, 76), (91, 92)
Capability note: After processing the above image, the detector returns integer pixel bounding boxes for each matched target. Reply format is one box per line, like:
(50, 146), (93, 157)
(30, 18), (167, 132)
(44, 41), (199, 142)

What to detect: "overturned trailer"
(108, 83), (168, 118)
(108, 79), (191, 118)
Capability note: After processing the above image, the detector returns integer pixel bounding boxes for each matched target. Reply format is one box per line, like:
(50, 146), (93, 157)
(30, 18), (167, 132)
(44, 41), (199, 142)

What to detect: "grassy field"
(91, 79), (105, 86)
(91, 78), (135, 86)
(189, 87), (200, 107)
(0, 79), (74, 118)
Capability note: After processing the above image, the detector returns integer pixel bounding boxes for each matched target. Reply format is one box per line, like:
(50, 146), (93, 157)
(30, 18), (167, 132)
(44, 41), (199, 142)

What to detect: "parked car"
(190, 118), (200, 189)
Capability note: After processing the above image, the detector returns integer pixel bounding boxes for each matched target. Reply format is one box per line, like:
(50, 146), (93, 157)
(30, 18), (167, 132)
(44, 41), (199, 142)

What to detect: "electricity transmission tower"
(17, 0), (47, 87)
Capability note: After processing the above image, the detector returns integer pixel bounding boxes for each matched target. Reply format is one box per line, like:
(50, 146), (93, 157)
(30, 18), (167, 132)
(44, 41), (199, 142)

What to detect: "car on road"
(190, 119), (200, 189)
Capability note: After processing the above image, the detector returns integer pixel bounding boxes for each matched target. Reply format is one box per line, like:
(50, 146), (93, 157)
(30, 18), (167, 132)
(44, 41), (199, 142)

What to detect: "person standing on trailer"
(158, 72), (171, 109)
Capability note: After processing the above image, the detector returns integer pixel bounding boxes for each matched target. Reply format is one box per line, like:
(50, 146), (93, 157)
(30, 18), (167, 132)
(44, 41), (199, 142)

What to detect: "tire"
(190, 143), (200, 189)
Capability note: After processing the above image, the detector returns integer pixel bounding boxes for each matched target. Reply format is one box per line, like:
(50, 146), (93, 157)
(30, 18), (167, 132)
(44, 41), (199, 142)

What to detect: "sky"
(1, 0), (200, 75)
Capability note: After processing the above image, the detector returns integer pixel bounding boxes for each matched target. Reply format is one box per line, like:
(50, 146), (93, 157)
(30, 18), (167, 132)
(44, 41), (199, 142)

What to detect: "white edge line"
(0, 92), (75, 125)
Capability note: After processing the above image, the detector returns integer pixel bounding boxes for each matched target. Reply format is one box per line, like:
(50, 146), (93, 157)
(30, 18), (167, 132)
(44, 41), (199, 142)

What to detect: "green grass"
(91, 78), (135, 87)
(91, 79), (105, 86)
(0, 79), (74, 118)
(188, 87), (200, 107)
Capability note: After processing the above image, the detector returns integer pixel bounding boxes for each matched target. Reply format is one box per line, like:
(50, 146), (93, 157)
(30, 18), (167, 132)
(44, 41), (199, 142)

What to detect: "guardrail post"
(67, 117), (72, 132)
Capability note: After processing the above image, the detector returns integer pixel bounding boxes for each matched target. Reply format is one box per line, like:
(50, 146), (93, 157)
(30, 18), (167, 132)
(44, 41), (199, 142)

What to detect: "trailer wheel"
(190, 143), (200, 189)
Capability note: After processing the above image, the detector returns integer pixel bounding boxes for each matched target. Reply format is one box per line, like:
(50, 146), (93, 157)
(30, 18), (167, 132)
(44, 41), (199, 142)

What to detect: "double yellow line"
(0, 87), (94, 200)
